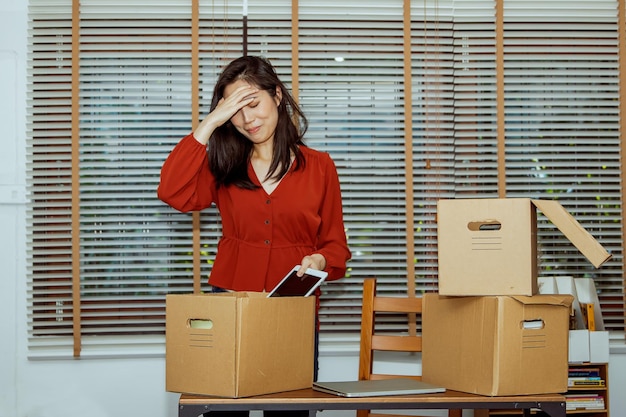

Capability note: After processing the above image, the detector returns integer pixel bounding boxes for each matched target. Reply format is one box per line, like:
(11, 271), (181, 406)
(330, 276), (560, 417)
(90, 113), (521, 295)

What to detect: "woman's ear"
(274, 86), (282, 106)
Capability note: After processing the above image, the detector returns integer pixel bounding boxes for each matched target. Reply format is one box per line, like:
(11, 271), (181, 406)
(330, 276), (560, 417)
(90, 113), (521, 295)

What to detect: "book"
(569, 367), (601, 378)
(567, 403), (605, 410)
(569, 379), (605, 387)
(565, 393), (605, 410)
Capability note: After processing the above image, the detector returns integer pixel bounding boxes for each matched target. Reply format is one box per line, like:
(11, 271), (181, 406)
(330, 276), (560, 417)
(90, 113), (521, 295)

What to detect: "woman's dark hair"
(208, 55), (308, 189)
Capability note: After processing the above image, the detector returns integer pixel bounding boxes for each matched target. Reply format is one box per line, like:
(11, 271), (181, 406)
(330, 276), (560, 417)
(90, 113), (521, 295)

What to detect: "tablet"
(267, 265), (328, 297)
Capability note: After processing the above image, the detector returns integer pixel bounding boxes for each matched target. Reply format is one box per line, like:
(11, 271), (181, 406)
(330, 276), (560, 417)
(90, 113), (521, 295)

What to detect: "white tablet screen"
(267, 266), (328, 297)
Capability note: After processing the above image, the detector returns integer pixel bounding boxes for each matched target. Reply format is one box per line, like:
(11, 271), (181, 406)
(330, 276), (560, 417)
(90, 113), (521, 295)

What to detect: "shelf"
(476, 363), (609, 417)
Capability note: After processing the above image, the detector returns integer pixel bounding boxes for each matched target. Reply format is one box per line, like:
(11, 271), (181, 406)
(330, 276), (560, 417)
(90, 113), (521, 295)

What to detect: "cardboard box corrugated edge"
(531, 199), (611, 268)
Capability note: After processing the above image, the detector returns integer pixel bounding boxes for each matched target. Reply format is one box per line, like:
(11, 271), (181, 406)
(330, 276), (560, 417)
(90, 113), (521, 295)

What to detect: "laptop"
(312, 378), (446, 398)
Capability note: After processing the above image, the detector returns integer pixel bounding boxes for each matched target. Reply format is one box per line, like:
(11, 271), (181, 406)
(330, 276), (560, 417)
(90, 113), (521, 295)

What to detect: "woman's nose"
(240, 107), (254, 123)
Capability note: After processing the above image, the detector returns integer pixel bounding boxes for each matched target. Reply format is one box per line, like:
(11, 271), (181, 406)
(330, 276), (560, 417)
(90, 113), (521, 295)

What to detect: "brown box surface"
(437, 198), (611, 296)
(422, 293), (574, 396)
(166, 292), (315, 398)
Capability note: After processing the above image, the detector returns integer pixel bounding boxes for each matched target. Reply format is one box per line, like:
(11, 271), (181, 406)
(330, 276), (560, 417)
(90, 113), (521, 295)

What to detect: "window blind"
(26, 0), (625, 358)
(501, 0), (623, 341)
(297, 0), (412, 344)
(28, 0), (198, 357)
(410, 2), (456, 296)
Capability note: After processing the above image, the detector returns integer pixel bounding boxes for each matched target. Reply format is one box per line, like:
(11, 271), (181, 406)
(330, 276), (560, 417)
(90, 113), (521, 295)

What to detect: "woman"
(158, 56), (351, 409)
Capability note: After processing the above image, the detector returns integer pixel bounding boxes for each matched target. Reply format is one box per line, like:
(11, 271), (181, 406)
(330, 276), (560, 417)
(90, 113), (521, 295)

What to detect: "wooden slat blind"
(25, 0), (625, 358)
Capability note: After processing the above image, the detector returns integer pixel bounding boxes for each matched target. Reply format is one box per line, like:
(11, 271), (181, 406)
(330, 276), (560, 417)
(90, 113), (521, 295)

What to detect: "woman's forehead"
(223, 79), (258, 97)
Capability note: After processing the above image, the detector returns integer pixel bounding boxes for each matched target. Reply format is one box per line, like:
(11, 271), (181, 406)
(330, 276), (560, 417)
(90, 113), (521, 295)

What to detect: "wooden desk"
(178, 389), (566, 417)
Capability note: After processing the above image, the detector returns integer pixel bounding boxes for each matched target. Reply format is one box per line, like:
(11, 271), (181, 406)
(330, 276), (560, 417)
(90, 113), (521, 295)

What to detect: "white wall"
(1, 0), (25, 415)
(1, 1), (625, 417)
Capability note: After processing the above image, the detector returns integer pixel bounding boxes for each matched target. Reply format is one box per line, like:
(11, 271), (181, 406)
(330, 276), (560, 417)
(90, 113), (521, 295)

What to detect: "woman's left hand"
(298, 253), (326, 275)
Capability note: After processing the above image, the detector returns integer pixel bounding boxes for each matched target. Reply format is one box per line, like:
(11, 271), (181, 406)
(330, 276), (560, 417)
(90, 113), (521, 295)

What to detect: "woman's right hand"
(193, 84), (259, 145)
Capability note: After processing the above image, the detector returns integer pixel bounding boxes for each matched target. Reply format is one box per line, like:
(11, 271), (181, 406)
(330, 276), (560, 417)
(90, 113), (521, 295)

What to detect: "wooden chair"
(357, 278), (462, 417)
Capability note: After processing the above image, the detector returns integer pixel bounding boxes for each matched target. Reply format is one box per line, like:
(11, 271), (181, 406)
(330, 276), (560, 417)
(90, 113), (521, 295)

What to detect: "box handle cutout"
(521, 319), (544, 329)
(467, 220), (501, 231)
(189, 319), (213, 329)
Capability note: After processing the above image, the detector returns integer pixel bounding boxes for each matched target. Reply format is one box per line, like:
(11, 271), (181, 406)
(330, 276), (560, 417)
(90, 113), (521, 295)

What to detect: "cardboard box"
(437, 198), (611, 296)
(166, 292), (316, 397)
(422, 293), (574, 396)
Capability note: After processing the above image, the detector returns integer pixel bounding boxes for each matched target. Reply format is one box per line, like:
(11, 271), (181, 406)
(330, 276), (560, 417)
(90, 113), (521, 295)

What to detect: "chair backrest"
(357, 278), (461, 417)
(358, 278), (423, 382)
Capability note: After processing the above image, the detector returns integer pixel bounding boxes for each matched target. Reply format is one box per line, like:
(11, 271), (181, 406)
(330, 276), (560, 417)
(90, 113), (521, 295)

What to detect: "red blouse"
(157, 134), (351, 292)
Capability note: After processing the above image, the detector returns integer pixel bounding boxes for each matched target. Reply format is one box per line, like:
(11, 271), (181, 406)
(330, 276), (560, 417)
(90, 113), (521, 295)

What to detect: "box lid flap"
(510, 294), (574, 307)
(531, 199), (612, 268)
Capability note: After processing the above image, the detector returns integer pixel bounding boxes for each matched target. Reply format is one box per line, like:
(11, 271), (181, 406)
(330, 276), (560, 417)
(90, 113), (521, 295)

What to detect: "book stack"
(565, 393), (605, 410)
(568, 366), (605, 387)
(566, 366), (606, 411)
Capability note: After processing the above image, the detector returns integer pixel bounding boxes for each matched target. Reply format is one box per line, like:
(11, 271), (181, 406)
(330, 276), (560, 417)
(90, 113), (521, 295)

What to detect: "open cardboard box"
(422, 293), (574, 396)
(166, 292), (316, 397)
(437, 198), (611, 296)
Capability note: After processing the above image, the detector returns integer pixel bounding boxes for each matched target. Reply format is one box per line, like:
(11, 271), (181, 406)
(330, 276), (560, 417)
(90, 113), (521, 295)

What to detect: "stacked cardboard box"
(422, 198), (611, 396)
